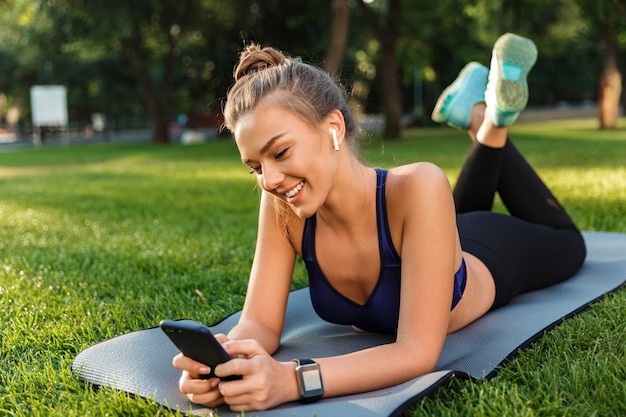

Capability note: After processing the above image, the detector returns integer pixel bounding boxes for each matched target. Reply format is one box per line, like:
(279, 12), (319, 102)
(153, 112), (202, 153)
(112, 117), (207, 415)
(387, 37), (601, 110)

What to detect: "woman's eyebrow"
(259, 133), (286, 156)
(242, 133), (286, 164)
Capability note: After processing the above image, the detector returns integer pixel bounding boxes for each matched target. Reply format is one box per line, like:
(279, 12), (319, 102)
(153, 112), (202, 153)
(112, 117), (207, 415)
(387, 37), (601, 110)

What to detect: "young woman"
(172, 33), (586, 412)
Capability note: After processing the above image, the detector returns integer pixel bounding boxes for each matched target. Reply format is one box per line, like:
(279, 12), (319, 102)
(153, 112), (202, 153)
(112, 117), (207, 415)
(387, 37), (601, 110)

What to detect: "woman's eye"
(249, 166), (262, 175)
(275, 148), (288, 159)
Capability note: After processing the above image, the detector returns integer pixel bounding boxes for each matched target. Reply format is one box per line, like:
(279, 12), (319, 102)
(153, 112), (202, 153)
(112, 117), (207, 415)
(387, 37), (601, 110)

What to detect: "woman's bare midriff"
(447, 251), (496, 333)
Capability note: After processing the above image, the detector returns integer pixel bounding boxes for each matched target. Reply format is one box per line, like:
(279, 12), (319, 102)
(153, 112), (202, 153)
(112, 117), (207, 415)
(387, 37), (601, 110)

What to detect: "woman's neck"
(316, 159), (376, 231)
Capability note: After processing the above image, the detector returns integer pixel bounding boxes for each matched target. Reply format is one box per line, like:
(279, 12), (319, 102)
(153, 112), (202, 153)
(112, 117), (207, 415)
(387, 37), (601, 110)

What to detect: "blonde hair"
(223, 44), (362, 234)
(223, 44), (359, 151)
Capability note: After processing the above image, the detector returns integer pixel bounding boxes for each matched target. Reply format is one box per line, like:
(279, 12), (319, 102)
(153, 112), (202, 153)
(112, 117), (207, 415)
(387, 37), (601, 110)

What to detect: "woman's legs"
(454, 139), (578, 230)
(453, 34), (577, 230)
(454, 137), (587, 309)
(457, 212), (586, 309)
(497, 140), (577, 229)
(434, 33), (587, 308)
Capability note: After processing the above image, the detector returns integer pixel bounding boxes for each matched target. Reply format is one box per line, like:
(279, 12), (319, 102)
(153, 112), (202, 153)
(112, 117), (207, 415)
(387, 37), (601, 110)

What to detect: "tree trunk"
(130, 58), (170, 144)
(380, 30), (402, 139)
(152, 118), (170, 144)
(123, 21), (171, 144)
(380, 0), (402, 139)
(598, 28), (622, 130)
(356, 0), (403, 140)
(323, 0), (350, 75)
(154, 31), (177, 145)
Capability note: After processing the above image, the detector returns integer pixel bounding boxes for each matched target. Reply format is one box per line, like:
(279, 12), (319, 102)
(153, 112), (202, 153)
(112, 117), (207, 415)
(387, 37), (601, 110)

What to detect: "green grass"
(0, 118), (625, 416)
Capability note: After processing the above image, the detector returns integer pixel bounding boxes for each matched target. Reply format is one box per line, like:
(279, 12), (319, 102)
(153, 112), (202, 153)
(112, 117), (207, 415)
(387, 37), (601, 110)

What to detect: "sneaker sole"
(492, 34), (537, 113)
(431, 62), (487, 126)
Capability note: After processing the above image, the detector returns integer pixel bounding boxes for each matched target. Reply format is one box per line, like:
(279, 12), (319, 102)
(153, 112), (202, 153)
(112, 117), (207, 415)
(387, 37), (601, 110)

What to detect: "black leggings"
(454, 140), (586, 309)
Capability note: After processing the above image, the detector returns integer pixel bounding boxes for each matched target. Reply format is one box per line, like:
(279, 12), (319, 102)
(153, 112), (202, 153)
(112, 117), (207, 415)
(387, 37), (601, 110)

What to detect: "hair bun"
(234, 44), (288, 81)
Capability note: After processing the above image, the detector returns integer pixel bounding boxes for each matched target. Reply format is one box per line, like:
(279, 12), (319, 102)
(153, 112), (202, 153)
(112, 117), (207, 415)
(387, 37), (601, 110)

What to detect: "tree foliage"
(54, 0), (247, 143)
(0, 0), (623, 142)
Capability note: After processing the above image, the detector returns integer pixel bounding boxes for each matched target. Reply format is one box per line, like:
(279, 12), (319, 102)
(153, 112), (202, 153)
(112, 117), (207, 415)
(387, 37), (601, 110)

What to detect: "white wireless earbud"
(329, 128), (339, 151)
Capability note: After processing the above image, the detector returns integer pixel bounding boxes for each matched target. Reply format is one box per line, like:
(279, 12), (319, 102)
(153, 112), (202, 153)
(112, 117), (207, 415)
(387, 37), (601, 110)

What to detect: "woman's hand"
(213, 339), (299, 412)
(173, 336), (298, 412)
(172, 333), (230, 408)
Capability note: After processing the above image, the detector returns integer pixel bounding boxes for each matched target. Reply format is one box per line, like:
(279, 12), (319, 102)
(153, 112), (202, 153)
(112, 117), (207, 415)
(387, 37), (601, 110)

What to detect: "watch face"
(296, 361), (325, 401)
(302, 368), (323, 391)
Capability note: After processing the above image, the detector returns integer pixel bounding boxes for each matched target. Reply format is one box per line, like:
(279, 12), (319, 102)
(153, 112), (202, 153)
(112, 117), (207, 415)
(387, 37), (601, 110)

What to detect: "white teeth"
(284, 181), (304, 198)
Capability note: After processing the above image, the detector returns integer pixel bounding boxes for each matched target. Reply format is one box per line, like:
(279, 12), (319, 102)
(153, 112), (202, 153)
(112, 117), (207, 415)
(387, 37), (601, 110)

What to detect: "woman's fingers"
(178, 371), (224, 407)
(172, 352), (211, 378)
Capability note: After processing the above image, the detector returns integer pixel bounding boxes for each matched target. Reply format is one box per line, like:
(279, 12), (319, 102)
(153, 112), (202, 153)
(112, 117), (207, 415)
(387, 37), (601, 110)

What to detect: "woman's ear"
(325, 109), (346, 149)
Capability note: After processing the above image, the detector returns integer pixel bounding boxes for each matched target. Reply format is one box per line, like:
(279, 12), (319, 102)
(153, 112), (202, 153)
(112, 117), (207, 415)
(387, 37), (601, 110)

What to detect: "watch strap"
(293, 358), (315, 366)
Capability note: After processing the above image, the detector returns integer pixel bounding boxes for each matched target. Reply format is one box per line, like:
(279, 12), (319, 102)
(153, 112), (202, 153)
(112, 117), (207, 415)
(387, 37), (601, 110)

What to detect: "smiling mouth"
(284, 181), (304, 198)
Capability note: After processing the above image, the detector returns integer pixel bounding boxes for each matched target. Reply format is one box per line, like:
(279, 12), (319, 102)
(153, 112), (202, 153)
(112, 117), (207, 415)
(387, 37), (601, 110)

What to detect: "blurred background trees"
(0, 0), (623, 143)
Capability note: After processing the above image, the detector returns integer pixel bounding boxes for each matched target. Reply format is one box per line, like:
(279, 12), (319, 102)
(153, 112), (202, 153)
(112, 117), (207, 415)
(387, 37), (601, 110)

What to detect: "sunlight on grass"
(541, 166), (626, 232)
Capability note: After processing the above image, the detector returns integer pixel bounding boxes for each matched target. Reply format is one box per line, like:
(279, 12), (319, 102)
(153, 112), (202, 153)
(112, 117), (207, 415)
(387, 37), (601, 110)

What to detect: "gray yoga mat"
(72, 231), (626, 416)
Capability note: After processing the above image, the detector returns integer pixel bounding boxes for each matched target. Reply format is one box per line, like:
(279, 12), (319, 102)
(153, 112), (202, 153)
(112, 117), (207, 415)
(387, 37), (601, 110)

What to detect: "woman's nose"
(261, 163), (284, 191)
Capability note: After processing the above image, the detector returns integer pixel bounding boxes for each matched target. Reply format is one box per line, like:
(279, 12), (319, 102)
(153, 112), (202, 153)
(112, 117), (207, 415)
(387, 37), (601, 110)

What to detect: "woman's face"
(234, 103), (338, 219)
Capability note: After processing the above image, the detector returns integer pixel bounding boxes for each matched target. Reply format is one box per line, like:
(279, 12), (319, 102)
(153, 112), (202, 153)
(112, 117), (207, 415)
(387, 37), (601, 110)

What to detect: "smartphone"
(160, 319), (242, 381)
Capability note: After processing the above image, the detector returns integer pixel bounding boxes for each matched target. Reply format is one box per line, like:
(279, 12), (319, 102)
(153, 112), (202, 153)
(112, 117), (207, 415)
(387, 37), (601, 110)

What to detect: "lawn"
(0, 119), (625, 416)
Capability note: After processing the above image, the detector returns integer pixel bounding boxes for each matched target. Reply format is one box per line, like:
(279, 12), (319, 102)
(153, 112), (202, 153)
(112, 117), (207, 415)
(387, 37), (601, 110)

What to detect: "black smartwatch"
(292, 358), (325, 403)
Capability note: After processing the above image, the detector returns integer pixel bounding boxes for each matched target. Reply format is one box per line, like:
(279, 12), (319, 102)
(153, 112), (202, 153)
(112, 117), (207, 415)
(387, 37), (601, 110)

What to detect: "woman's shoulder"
(386, 162), (450, 191)
(383, 162), (455, 253)
(385, 162), (453, 217)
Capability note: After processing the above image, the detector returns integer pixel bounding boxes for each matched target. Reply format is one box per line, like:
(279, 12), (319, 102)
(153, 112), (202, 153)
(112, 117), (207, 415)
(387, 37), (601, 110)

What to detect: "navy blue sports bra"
(302, 169), (467, 334)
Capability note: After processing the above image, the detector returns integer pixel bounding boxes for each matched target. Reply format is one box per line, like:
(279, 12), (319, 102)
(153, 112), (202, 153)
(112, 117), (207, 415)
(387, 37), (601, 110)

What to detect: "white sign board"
(30, 85), (68, 127)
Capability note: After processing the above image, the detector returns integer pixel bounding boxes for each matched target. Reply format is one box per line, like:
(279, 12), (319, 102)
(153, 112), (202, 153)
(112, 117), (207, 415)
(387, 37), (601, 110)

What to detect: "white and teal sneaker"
(432, 61), (489, 130)
(485, 33), (538, 127)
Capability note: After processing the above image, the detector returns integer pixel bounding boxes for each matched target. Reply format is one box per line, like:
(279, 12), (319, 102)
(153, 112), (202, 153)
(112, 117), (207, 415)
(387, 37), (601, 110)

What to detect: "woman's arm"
(227, 191), (299, 353)
(173, 191), (299, 407)
(216, 335), (436, 411)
